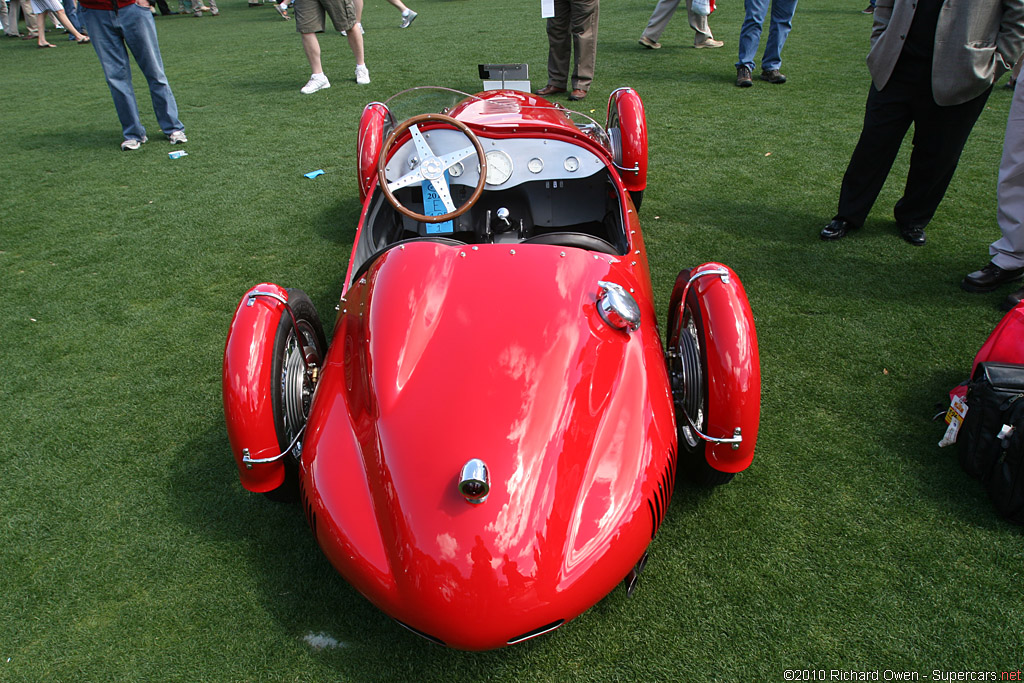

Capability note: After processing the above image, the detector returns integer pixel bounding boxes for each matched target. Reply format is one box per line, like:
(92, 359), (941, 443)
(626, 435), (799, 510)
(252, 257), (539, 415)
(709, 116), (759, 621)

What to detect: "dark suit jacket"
(867, 0), (1024, 105)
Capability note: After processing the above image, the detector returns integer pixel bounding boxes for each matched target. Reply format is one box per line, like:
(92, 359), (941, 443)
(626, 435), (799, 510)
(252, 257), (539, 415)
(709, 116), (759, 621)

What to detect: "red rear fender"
(223, 283), (289, 492)
(606, 88), (647, 193)
(674, 264), (760, 472)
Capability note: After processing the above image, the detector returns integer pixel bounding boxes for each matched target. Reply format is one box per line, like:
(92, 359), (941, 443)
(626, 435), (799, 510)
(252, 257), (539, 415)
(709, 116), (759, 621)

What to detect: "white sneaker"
(399, 9), (416, 27)
(120, 136), (147, 151)
(355, 65), (370, 85)
(169, 130), (188, 144)
(301, 73), (331, 94)
(340, 22), (363, 36)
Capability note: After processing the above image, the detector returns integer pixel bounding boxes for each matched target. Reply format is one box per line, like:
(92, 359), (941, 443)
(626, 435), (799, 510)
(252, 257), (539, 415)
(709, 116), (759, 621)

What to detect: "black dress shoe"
(1002, 284), (1024, 311)
(961, 262), (1024, 293)
(820, 218), (857, 240)
(899, 223), (926, 246)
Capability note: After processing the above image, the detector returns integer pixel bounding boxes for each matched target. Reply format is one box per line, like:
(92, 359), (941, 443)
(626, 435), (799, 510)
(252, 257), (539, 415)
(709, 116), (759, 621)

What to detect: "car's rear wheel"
(667, 270), (734, 487)
(265, 288), (327, 502)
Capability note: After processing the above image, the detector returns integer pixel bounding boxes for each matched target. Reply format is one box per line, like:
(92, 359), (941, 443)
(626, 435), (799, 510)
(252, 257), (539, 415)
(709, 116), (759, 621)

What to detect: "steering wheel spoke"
(407, 124), (437, 163)
(436, 145), (478, 171)
(429, 176), (458, 213)
(387, 168), (427, 193)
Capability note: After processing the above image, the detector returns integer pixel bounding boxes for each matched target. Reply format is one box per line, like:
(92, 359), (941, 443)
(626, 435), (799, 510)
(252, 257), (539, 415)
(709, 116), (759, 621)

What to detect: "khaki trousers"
(545, 0), (599, 92)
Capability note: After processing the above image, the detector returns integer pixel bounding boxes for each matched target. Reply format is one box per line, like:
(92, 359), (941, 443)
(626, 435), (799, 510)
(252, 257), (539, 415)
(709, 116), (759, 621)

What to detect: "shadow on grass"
(167, 421), (714, 673)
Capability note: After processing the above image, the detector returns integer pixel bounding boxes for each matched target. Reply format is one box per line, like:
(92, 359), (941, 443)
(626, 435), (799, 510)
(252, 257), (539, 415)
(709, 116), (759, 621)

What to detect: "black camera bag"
(958, 362), (1024, 524)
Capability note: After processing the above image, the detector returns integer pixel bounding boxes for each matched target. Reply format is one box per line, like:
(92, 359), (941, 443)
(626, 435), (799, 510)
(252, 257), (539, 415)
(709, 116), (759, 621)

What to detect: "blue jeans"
(735, 0), (798, 72)
(64, 0), (85, 34)
(80, 3), (183, 141)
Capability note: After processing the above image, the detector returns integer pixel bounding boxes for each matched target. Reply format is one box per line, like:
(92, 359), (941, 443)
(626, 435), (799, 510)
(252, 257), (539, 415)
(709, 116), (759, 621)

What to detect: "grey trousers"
(641, 0), (712, 45)
(991, 81), (1024, 270)
(5, 0), (38, 35)
(545, 0), (599, 92)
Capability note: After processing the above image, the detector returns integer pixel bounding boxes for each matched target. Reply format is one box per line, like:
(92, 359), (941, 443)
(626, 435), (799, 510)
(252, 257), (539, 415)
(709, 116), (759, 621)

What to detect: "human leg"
(760, 0), (796, 71)
(568, 0), (598, 93)
(63, 0), (84, 33)
(545, 0), (571, 89)
(119, 3), (183, 135)
(81, 6), (147, 141)
(301, 31), (322, 73)
(991, 83), (1024, 270)
(685, 0), (714, 44)
(641, 0), (681, 44)
(833, 84), (914, 228)
(736, 0), (767, 70)
(53, 7), (87, 40)
(36, 8), (50, 45)
(894, 87), (990, 230)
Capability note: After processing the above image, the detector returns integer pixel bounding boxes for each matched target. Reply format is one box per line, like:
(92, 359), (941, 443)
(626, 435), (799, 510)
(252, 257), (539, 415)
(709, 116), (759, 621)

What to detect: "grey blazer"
(867, 0), (1024, 105)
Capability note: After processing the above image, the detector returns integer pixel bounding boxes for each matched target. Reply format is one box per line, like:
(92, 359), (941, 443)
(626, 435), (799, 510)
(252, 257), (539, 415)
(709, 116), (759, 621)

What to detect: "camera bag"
(958, 362), (1024, 524)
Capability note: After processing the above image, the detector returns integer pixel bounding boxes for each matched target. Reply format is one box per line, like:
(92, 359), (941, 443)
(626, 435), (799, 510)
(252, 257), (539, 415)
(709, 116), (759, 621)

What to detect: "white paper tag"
(938, 395), (968, 447)
(541, 0), (554, 18)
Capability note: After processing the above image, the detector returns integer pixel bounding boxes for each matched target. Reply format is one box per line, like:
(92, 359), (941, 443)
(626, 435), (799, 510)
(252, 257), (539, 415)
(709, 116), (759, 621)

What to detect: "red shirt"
(78, 0), (141, 11)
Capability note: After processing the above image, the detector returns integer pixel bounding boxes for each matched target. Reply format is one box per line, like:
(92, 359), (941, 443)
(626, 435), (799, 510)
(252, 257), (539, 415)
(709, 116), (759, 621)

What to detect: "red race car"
(223, 86), (760, 650)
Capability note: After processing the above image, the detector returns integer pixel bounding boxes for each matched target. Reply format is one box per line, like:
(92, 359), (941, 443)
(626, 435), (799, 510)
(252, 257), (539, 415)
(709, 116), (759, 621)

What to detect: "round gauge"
(528, 157), (544, 174)
(563, 156), (580, 172)
(485, 150), (514, 186)
(448, 161), (464, 178)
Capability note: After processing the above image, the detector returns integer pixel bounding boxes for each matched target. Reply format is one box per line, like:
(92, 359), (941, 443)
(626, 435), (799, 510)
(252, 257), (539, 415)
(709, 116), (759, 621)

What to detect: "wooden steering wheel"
(377, 113), (488, 224)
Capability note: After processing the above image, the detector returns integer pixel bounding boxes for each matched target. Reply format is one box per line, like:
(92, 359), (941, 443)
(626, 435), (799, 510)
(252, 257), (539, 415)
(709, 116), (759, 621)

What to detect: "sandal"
(76, 35), (90, 43)
(38, 42), (57, 48)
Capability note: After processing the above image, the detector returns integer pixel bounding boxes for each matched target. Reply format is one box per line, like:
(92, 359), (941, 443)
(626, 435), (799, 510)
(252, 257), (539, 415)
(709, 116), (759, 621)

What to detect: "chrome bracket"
(241, 429), (304, 469)
(611, 160), (640, 176)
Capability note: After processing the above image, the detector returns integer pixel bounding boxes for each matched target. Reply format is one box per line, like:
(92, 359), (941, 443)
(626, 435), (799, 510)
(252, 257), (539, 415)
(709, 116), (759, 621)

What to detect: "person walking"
(32, 0), (89, 47)
(734, 0), (798, 87)
(536, 0), (598, 101)
(78, 0), (187, 150)
(820, 0), (1024, 246)
(638, 0), (723, 50)
(293, 0), (369, 94)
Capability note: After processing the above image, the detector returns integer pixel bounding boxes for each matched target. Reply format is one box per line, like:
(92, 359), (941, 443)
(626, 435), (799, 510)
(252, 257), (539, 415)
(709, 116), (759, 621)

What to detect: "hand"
(135, 0), (152, 7)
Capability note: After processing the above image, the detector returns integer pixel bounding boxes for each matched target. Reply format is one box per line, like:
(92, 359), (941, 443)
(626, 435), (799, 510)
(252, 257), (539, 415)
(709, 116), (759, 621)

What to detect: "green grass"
(2, 0), (1023, 680)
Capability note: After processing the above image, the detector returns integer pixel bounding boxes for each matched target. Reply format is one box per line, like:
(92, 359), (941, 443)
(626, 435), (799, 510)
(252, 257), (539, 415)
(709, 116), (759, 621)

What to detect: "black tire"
(629, 190), (643, 212)
(264, 288), (328, 502)
(666, 271), (734, 487)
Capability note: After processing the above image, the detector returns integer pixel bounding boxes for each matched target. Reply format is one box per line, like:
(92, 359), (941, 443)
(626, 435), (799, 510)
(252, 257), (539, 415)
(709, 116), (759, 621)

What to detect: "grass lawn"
(2, 0), (1023, 680)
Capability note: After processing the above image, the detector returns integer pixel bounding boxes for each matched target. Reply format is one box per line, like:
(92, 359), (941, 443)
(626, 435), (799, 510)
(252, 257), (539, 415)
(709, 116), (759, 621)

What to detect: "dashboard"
(381, 128), (606, 191)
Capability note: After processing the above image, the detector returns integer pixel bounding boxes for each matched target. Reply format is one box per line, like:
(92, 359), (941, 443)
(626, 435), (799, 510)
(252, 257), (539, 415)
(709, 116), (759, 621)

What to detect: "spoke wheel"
(266, 289), (327, 502)
(667, 271), (734, 487)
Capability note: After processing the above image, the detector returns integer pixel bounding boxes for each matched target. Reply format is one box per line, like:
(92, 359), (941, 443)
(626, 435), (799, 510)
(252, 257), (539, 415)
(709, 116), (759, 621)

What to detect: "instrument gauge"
(528, 157), (544, 174)
(485, 150), (514, 186)
(448, 161), (464, 178)
(564, 156), (580, 172)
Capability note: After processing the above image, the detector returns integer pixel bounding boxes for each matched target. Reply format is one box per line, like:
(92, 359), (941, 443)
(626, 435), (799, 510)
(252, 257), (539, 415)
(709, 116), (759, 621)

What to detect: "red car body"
(223, 87), (760, 650)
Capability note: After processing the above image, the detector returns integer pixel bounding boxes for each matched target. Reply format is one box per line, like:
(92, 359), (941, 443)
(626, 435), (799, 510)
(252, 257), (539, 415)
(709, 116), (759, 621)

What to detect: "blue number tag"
(422, 172), (454, 234)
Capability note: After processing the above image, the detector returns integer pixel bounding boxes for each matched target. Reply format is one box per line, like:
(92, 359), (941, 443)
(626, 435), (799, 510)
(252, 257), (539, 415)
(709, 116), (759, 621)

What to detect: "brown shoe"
(568, 89), (587, 101)
(535, 84), (566, 96)
(736, 65), (753, 87)
(760, 69), (787, 84)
